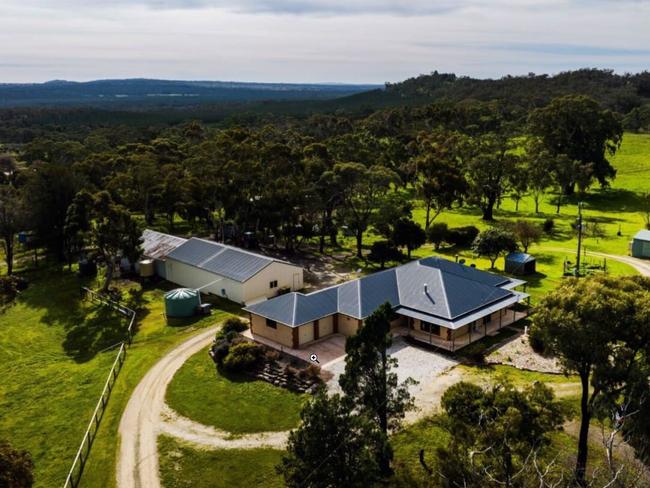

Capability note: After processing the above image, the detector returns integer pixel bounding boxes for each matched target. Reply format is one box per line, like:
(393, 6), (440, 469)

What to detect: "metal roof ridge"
(436, 268), (451, 318)
(192, 237), (296, 266)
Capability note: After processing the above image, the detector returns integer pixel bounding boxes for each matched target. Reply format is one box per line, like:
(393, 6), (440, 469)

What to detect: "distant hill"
(0, 78), (380, 108)
(330, 69), (650, 114)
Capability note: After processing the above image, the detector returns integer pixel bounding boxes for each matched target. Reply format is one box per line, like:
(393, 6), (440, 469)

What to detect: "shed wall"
(242, 262), (304, 304)
(165, 259), (244, 303)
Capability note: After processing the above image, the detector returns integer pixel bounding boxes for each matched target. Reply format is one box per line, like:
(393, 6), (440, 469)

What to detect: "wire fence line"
(63, 287), (136, 488)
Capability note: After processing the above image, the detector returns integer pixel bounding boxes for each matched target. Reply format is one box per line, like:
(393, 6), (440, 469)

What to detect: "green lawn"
(158, 436), (284, 488)
(166, 347), (307, 434)
(328, 132), (650, 300)
(0, 267), (241, 488)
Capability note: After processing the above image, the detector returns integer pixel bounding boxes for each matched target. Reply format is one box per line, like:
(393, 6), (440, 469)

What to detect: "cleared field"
(166, 346), (307, 434)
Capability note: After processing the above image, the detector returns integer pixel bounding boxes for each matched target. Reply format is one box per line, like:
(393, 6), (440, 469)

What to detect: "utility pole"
(575, 202), (584, 276)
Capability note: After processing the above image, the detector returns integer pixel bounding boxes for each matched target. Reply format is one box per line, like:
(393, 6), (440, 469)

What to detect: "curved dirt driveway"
(117, 326), (219, 488)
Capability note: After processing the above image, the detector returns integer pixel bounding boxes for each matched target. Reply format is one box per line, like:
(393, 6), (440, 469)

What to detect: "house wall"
(242, 262), (304, 304)
(317, 315), (334, 337)
(165, 259), (244, 303)
(154, 259), (167, 279)
(337, 314), (362, 336)
(298, 323), (315, 345)
(250, 313), (295, 348)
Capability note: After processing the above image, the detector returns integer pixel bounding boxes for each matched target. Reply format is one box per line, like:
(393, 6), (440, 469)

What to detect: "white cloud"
(0, 1), (648, 83)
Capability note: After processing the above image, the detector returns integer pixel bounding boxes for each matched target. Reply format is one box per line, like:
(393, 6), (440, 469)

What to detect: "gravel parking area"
(324, 336), (459, 419)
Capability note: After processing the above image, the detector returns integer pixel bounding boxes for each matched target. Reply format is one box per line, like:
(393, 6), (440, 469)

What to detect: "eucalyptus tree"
(332, 163), (400, 258)
(531, 276), (650, 486)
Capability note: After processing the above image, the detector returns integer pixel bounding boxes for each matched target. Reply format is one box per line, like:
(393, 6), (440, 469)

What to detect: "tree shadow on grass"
(61, 304), (130, 363)
(17, 267), (87, 332)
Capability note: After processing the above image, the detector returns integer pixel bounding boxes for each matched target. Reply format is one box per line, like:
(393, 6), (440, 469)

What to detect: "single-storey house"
(244, 257), (528, 352)
(164, 237), (304, 304)
(142, 229), (188, 278)
(505, 252), (536, 275)
(631, 230), (650, 259)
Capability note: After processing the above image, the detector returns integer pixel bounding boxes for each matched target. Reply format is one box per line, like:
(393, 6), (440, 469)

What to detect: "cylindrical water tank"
(164, 288), (200, 318)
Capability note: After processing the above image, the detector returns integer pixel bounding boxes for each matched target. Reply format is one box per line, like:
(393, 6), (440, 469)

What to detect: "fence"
(63, 288), (136, 488)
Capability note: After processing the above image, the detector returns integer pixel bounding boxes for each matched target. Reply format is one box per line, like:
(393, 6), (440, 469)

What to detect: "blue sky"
(1, 0), (649, 83)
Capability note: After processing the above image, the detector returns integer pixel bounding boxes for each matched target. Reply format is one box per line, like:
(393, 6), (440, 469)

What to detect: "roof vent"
(424, 283), (428, 295)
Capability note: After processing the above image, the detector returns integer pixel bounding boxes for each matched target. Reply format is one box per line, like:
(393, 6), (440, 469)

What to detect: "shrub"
(446, 226), (480, 247)
(222, 342), (263, 372)
(222, 317), (248, 335)
(528, 327), (546, 354)
(0, 276), (19, 305)
(211, 340), (231, 366)
(426, 223), (449, 250)
(542, 218), (555, 234)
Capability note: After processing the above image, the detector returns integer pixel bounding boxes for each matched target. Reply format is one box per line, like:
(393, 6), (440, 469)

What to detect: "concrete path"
(117, 326), (219, 488)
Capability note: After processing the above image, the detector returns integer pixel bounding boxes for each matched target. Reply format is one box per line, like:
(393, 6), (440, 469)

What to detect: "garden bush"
(528, 326), (546, 354)
(211, 339), (231, 366)
(222, 342), (264, 372)
(542, 218), (555, 234)
(446, 226), (480, 247)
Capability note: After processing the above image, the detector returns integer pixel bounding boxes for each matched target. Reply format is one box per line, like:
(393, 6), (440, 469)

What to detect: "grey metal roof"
(506, 252), (535, 264)
(142, 230), (187, 260)
(634, 230), (650, 242)
(245, 256), (525, 329)
(166, 237), (298, 283)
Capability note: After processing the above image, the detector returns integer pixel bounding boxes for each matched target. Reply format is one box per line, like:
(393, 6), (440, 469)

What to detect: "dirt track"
(117, 326), (219, 488)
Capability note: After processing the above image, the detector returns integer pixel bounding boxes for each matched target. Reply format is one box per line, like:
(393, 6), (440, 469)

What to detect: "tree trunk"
(556, 193), (562, 214)
(490, 257), (497, 269)
(378, 344), (391, 476)
(534, 195), (540, 214)
(355, 230), (363, 259)
(4, 237), (13, 275)
(564, 182), (576, 196)
(425, 201), (431, 230)
(575, 372), (591, 487)
(102, 261), (114, 293)
(482, 201), (495, 221)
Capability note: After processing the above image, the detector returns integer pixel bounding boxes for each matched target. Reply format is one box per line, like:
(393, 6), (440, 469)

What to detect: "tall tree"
(333, 163), (399, 258)
(63, 190), (94, 269)
(529, 95), (623, 194)
(531, 276), (650, 486)
(435, 380), (564, 488)
(523, 144), (554, 214)
(23, 162), (78, 261)
(464, 133), (519, 221)
(412, 131), (467, 228)
(91, 192), (142, 292)
(339, 302), (415, 476)
(512, 220), (542, 253)
(277, 390), (381, 488)
(0, 186), (25, 276)
(472, 228), (518, 269)
(391, 218), (426, 259)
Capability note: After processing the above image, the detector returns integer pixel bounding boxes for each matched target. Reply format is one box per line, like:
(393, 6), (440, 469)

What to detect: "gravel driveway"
(325, 336), (459, 417)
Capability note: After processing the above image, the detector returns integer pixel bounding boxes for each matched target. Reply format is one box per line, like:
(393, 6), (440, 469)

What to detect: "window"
(419, 321), (440, 335)
(269, 280), (278, 289)
(266, 318), (277, 329)
(483, 314), (492, 325)
(221, 288), (226, 296)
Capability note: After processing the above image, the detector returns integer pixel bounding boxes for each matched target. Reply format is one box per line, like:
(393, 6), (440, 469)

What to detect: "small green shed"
(631, 230), (650, 259)
(164, 288), (201, 318)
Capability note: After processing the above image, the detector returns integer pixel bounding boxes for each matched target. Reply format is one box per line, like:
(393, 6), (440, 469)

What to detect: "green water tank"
(164, 288), (201, 318)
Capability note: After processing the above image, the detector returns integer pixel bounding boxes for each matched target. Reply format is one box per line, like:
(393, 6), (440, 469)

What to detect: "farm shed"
(631, 230), (650, 259)
(141, 229), (187, 278)
(164, 237), (304, 305)
(504, 252), (536, 275)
